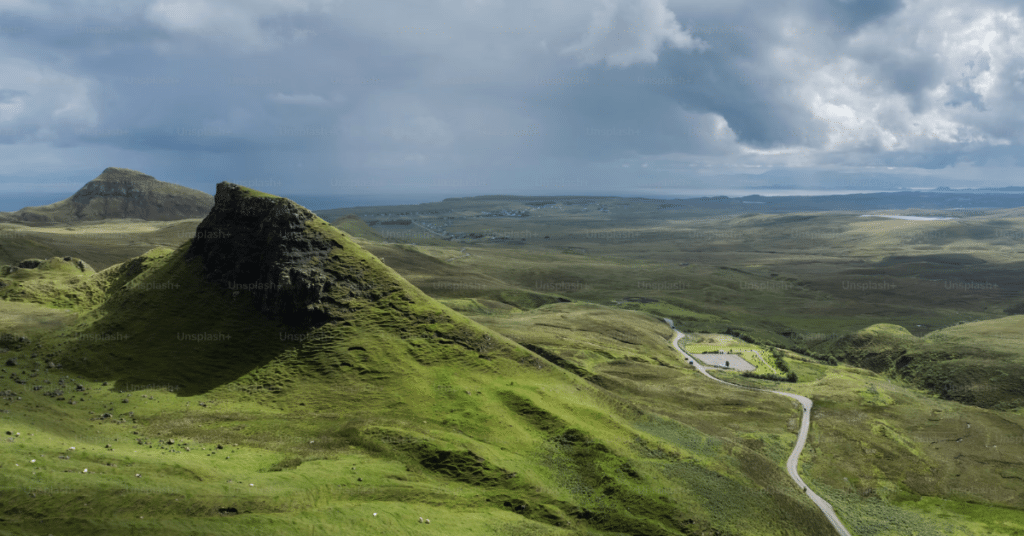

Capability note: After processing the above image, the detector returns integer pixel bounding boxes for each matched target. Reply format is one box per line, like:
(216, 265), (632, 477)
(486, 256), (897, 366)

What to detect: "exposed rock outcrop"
(185, 182), (396, 326)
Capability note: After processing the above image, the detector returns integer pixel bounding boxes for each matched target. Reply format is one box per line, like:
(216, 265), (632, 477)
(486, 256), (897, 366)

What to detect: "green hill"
(0, 167), (213, 222)
(331, 214), (385, 241)
(0, 183), (841, 536)
(813, 321), (1024, 409)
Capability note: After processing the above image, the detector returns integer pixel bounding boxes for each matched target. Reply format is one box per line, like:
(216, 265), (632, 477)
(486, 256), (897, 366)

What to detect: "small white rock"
(373, 513), (377, 517)
(250, 483), (254, 487)
(82, 468), (88, 473)
(30, 459), (35, 463)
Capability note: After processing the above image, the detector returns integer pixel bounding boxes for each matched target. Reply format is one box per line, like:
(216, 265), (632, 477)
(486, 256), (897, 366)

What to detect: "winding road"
(667, 324), (852, 536)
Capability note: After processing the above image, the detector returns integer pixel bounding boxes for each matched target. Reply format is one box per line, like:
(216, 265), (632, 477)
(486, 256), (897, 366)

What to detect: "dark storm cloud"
(0, 0), (1023, 197)
(808, 0), (905, 33)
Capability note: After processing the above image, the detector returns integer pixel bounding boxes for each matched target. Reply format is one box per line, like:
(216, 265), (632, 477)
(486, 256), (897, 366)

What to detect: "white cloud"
(0, 58), (97, 139)
(145, 0), (319, 51)
(758, 0), (1024, 158)
(562, 0), (707, 67)
(2, 0), (1024, 193)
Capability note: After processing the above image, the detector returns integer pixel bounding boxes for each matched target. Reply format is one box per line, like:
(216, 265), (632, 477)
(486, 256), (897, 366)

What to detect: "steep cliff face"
(184, 182), (400, 326)
(1, 167), (214, 222)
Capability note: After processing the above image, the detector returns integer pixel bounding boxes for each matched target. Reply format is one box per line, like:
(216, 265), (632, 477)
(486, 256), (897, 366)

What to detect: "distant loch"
(859, 215), (955, 221)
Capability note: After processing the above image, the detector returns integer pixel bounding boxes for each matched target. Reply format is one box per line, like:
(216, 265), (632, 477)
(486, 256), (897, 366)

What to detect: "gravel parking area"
(691, 353), (756, 371)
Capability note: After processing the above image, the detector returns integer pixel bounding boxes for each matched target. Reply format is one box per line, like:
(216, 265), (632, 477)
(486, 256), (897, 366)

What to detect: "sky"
(1, 0), (1024, 205)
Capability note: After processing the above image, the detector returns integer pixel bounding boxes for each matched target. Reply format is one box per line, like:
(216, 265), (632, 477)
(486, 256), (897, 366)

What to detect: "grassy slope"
(0, 256), (106, 310)
(0, 189), (841, 536)
(781, 357), (1024, 536)
(3, 193), (1024, 534)
(0, 243), (833, 535)
(450, 296), (1024, 535)
(814, 321), (1024, 409)
(331, 215), (385, 241)
(475, 302), (1024, 535)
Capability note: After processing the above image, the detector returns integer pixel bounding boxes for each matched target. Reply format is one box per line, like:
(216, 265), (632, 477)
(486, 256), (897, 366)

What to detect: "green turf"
(3, 190), (1024, 534)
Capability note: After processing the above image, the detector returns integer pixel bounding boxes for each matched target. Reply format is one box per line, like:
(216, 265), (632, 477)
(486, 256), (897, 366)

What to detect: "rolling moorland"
(2, 180), (1024, 535)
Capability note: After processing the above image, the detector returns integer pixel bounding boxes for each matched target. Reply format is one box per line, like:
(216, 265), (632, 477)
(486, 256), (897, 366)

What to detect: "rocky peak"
(186, 182), (370, 326)
(69, 168), (158, 204)
(0, 167), (213, 222)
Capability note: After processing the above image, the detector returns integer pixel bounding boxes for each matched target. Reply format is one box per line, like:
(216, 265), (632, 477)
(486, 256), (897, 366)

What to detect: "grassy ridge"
(0, 186), (836, 535)
(813, 321), (1024, 409)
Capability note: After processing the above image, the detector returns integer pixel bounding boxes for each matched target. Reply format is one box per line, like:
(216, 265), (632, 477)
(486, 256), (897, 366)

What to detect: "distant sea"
(1, 188), (1006, 214)
(0, 193), (73, 212)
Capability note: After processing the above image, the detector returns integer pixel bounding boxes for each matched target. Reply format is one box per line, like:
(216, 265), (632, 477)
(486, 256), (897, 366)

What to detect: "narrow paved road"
(668, 328), (852, 536)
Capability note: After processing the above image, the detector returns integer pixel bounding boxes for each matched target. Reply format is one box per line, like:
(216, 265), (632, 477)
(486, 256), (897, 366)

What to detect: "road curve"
(668, 328), (852, 536)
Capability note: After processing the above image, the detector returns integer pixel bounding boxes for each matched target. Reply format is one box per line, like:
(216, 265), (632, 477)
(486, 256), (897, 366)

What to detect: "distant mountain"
(0, 167), (213, 222)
